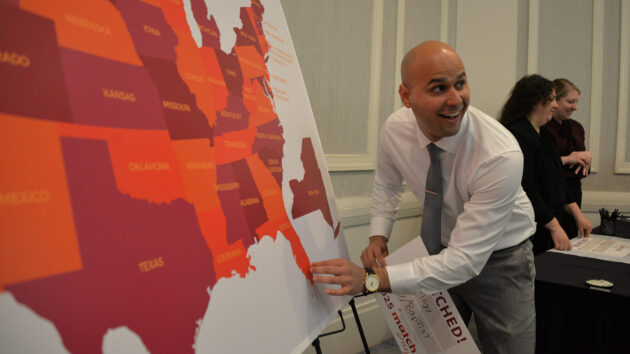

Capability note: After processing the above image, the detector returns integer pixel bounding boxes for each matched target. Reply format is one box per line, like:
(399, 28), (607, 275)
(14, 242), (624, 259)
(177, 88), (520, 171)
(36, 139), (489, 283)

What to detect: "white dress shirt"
(370, 105), (536, 294)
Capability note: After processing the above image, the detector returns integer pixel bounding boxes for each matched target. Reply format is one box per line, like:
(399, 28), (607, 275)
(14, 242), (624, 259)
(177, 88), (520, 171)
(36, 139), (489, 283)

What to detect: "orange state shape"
(106, 129), (187, 205)
(271, 218), (313, 283)
(171, 138), (219, 212)
(214, 127), (256, 165)
(245, 7), (269, 56)
(242, 80), (258, 111)
(200, 47), (229, 116)
(246, 154), (285, 222)
(196, 208), (251, 279)
(245, 79), (278, 128)
(20, 0), (142, 66)
(173, 29), (215, 128)
(234, 45), (266, 81)
(0, 114), (82, 289)
(155, 0), (189, 32)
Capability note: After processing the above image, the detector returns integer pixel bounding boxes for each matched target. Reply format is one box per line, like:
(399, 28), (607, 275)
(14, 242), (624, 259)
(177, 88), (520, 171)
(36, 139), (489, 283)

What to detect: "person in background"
(544, 78), (592, 238)
(499, 74), (591, 255)
(312, 41), (538, 354)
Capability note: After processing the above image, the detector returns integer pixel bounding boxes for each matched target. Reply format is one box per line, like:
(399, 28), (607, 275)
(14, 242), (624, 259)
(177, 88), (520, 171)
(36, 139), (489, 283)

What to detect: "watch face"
(366, 274), (379, 292)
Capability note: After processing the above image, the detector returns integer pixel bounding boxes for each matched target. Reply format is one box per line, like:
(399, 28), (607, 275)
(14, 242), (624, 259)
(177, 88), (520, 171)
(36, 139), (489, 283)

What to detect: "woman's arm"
(564, 202), (592, 238)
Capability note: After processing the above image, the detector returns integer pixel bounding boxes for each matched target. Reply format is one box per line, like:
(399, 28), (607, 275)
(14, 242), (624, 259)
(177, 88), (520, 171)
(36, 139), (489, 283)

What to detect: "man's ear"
(399, 84), (411, 108)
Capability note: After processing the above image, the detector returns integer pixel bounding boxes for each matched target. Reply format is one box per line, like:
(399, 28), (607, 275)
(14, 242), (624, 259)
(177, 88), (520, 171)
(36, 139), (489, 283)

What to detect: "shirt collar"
(414, 109), (469, 154)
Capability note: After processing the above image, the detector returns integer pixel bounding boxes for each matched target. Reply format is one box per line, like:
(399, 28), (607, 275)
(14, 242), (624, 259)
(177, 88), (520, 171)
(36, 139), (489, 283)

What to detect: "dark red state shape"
(60, 48), (167, 129)
(115, 0), (178, 61)
(214, 94), (250, 136)
(234, 6), (264, 57)
(289, 138), (340, 238)
(0, 0), (19, 7)
(141, 55), (213, 140)
(0, 3), (72, 122)
(252, 118), (284, 157)
(190, 0), (221, 49)
(215, 49), (244, 97)
(232, 159), (268, 240)
(251, 0), (265, 36)
(216, 163), (256, 248)
(6, 138), (215, 354)
(252, 119), (284, 186)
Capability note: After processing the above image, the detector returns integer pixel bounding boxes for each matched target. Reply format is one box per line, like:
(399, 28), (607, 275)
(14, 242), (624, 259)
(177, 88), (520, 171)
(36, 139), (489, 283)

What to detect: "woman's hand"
(545, 218), (572, 251)
(575, 214), (592, 238)
(563, 151), (592, 176)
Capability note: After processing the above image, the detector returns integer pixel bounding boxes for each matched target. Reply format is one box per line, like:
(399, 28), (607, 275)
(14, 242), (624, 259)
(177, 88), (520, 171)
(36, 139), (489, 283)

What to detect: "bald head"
(398, 40), (469, 142)
(401, 41), (463, 88)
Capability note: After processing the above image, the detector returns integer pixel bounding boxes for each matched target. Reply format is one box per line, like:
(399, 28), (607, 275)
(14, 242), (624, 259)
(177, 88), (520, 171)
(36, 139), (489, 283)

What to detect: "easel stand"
(311, 296), (370, 353)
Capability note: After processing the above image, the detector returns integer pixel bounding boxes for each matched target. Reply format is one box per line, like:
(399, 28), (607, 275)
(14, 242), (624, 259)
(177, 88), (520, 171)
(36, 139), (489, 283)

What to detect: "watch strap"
(363, 267), (377, 295)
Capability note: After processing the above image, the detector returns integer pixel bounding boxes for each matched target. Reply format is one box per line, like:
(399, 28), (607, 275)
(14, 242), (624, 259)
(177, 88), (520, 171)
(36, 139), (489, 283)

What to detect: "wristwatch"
(363, 267), (380, 295)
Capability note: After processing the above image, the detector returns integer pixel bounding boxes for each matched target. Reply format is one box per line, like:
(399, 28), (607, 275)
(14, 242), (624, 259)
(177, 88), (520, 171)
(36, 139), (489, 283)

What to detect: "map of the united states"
(0, 0), (342, 352)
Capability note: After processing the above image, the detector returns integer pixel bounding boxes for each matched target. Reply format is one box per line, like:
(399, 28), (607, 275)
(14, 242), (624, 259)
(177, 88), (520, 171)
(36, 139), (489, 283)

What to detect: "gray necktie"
(422, 143), (443, 255)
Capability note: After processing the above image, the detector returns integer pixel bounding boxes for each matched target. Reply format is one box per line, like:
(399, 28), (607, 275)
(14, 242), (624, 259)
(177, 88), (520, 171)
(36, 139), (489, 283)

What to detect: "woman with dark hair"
(544, 78), (591, 238)
(499, 74), (591, 255)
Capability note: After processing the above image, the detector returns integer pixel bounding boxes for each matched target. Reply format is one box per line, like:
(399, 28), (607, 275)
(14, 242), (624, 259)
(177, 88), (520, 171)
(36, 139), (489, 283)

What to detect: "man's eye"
(432, 86), (444, 93)
(455, 80), (466, 89)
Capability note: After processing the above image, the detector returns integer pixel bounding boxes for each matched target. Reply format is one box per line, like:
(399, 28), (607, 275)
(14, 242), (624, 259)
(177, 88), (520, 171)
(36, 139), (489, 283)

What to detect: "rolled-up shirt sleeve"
(386, 151), (525, 294)
(370, 123), (405, 239)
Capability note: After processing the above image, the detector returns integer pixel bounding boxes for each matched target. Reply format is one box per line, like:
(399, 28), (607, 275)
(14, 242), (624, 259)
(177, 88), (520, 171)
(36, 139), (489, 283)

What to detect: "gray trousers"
(449, 240), (536, 354)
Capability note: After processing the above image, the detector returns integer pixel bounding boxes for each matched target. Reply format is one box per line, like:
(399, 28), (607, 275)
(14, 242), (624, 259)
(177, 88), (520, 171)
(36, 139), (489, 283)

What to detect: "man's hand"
(361, 235), (389, 268)
(311, 259), (366, 296)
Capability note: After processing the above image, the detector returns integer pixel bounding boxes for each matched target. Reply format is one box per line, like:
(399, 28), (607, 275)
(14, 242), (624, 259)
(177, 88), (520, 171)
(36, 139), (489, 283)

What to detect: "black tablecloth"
(535, 222), (630, 354)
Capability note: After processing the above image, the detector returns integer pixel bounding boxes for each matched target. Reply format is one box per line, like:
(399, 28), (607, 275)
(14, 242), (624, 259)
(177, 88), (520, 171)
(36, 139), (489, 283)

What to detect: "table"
(535, 220), (630, 354)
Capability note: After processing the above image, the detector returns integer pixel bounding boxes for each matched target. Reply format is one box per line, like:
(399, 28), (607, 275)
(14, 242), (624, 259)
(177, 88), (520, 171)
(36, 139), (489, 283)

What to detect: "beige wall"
(281, 1), (630, 352)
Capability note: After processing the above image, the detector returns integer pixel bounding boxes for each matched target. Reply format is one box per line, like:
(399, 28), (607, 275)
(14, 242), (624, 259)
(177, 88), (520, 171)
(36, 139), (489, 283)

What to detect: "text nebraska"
(64, 13), (112, 35)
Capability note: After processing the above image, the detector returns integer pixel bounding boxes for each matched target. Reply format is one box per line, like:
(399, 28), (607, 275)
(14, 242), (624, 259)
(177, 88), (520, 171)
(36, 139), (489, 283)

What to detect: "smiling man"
(311, 41), (538, 354)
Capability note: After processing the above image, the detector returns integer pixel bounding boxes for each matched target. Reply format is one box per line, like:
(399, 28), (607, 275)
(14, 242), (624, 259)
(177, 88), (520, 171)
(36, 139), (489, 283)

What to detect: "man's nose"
(446, 88), (463, 105)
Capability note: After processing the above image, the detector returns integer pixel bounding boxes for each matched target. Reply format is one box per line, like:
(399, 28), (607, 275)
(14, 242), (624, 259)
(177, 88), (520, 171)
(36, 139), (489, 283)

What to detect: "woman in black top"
(499, 74), (591, 255)
(545, 78), (592, 238)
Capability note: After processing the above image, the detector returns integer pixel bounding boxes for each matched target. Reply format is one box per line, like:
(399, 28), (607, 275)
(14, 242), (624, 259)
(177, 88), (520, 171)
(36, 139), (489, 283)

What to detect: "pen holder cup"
(600, 219), (616, 236)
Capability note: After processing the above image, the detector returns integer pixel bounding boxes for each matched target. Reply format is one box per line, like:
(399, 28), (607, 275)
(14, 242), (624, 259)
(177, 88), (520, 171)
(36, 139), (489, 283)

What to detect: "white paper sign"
(376, 237), (480, 354)
(550, 234), (630, 264)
